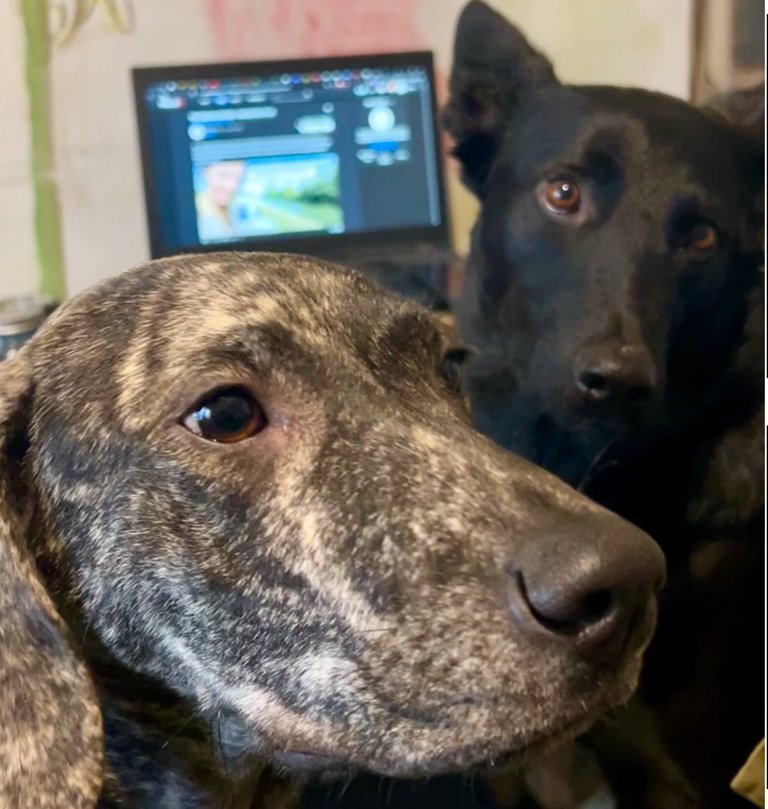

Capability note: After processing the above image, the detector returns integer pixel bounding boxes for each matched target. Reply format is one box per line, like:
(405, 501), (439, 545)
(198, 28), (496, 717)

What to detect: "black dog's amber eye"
(438, 348), (470, 394)
(183, 387), (266, 443)
(539, 177), (581, 215)
(688, 222), (718, 252)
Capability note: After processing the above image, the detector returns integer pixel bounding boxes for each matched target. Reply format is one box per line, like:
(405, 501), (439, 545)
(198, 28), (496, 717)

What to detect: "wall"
(0, 0), (693, 300)
(0, 3), (38, 298)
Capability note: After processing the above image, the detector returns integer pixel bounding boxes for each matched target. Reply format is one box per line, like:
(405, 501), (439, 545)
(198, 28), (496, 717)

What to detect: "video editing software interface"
(135, 56), (444, 256)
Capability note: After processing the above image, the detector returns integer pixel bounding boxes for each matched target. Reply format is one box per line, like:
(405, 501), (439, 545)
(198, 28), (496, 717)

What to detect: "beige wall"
(0, 4), (39, 298)
(0, 0), (692, 300)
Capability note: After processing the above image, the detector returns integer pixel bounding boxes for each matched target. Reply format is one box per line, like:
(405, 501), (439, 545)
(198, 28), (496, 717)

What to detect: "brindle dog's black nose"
(507, 515), (665, 656)
(575, 344), (655, 403)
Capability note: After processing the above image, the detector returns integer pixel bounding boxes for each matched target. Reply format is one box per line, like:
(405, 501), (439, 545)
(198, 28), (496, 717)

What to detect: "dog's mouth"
(265, 696), (619, 780)
(231, 637), (642, 782)
(270, 750), (348, 774)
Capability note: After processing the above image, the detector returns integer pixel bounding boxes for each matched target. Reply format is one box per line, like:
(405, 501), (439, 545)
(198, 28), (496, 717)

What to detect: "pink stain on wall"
(204, 0), (423, 61)
(203, 0), (452, 174)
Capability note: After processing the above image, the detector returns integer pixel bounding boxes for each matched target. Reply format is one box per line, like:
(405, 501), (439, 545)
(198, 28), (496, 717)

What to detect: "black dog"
(443, 2), (764, 807)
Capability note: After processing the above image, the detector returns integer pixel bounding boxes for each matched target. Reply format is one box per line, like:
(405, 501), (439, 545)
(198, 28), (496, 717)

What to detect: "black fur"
(443, 3), (764, 807)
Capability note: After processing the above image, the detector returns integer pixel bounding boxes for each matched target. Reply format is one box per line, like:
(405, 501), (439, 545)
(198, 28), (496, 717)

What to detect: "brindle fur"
(0, 253), (661, 807)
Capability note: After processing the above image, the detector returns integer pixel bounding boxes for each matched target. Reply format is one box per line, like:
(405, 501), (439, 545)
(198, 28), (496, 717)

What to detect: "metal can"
(0, 295), (58, 362)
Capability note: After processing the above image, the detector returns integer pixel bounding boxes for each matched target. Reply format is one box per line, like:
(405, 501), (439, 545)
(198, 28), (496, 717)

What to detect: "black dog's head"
(444, 1), (763, 484)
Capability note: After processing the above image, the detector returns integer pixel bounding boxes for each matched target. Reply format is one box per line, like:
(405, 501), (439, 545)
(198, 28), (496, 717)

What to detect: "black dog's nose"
(507, 515), (665, 657)
(575, 344), (655, 403)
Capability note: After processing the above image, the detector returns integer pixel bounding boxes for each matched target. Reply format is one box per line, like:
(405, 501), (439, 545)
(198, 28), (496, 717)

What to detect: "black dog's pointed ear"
(0, 350), (103, 807)
(443, 0), (558, 195)
(700, 84), (764, 142)
(700, 86), (765, 249)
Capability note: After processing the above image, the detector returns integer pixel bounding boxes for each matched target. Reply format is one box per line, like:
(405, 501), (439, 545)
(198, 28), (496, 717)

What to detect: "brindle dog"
(0, 253), (664, 808)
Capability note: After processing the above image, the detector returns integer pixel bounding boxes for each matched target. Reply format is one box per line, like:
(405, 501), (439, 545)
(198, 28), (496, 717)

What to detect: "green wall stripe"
(21, 0), (66, 300)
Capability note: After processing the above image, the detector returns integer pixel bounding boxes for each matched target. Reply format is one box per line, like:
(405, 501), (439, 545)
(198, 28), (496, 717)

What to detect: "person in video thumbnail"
(195, 160), (245, 241)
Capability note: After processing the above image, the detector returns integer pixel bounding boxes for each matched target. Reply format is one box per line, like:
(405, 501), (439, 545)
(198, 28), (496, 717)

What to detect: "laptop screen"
(133, 52), (449, 259)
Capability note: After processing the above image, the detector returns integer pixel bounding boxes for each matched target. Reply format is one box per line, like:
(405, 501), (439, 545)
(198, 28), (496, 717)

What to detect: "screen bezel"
(132, 51), (451, 259)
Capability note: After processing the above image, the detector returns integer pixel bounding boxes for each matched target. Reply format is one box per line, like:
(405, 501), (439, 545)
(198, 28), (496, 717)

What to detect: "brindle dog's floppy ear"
(442, 0), (558, 195)
(0, 350), (103, 807)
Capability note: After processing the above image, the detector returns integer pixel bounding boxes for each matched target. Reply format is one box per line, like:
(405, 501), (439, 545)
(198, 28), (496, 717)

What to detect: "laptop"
(132, 52), (452, 309)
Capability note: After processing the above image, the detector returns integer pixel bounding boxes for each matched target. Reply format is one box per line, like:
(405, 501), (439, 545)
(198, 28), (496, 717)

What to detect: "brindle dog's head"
(0, 253), (664, 805)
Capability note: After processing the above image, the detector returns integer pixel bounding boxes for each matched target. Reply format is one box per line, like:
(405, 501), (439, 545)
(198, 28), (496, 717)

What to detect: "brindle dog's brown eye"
(539, 177), (581, 215)
(183, 387), (266, 443)
(688, 222), (718, 252)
